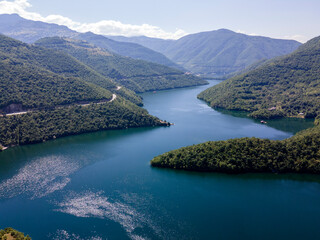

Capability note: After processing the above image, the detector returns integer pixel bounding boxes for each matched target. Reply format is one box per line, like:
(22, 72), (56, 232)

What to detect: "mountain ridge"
(108, 29), (301, 78)
(34, 37), (207, 93)
(198, 35), (320, 119)
(0, 14), (181, 70)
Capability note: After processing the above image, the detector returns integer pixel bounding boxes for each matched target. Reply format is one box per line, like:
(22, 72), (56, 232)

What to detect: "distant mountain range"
(109, 30), (301, 78)
(0, 14), (302, 79)
(198, 35), (320, 119)
(0, 14), (181, 70)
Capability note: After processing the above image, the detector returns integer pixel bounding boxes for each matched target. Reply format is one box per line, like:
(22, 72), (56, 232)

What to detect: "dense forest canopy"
(0, 98), (169, 147)
(0, 34), (143, 108)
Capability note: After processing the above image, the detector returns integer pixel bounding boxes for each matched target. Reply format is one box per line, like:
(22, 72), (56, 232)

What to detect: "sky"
(0, 0), (320, 42)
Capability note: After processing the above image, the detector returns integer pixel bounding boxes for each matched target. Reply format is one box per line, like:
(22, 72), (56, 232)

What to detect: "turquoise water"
(0, 80), (319, 240)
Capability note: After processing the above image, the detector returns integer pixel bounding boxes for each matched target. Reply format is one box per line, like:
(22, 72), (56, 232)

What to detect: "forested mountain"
(198, 35), (320, 119)
(35, 37), (207, 92)
(0, 14), (181, 69)
(0, 35), (169, 148)
(0, 34), (113, 111)
(110, 29), (301, 78)
(75, 32), (183, 70)
(0, 34), (143, 106)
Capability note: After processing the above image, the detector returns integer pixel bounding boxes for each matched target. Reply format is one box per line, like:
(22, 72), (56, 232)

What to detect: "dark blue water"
(0, 80), (319, 240)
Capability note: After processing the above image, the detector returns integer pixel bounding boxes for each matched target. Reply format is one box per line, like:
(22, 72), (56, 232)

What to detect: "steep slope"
(35, 37), (207, 92)
(112, 29), (301, 78)
(0, 14), (181, 70)
(0, 34), (142, 106)
(198, 35), (320, 119)
(74, 32), (183, 70)
(0, 34), (113, 112)
(0, 35), (169, 148)
(165, 29), (301, 78)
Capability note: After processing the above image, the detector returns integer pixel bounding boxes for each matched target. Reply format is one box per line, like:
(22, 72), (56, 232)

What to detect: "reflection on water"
(214, 108), (315, 135)
(0, 156), (79, 199)
(54, 190), (165, 240)
(51, 229), (102, 240)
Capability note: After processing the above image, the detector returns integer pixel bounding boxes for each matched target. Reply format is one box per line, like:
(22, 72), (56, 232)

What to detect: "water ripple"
(51, 229), (102, 240)
(54, 191), (160, 240)
(0, 156), (80, 199)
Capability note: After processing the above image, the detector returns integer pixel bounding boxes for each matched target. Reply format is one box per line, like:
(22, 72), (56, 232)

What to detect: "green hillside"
(198, 35), (320, 119)
(0, 34), (143, 106)
(0, 98), (168, 147)
(0, 35), (113, 111)
(75, 32), (183, 70)
(0, 34), (117, 89)
(0, 35), (169, 148)
(35, 37), (207, 92)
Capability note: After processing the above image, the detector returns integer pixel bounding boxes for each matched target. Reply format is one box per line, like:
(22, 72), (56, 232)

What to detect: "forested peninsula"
(151, 36), (320, 174)
(151, 119), (320, 173)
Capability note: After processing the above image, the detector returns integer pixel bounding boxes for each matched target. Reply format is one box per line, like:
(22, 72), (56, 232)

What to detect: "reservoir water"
(0, 80), (319, 240)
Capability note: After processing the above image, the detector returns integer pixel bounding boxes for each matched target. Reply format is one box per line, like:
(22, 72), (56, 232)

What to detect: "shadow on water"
(212, 108), (315, 134)
(150, 166), (320, 184)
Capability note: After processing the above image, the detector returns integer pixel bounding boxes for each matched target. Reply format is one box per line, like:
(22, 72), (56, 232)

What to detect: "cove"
(0, 80), (319, 240)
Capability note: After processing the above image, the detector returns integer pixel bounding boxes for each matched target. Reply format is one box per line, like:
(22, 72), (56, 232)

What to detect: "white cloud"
(236, 30), (259, 36)
(76, 21), (186, 39)
(237, 29), (308, 43)
(283, 35), (308, 43)
(0, 0), (187, 39)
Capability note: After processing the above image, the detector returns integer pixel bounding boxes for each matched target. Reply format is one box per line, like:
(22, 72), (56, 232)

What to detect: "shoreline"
(0, 118), (170, 152)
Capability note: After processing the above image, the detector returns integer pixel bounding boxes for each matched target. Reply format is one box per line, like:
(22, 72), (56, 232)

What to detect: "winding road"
(1, 86), (122, 117)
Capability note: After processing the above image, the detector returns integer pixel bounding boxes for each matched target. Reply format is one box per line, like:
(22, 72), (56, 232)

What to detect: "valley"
(0, 8), (319, 240)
